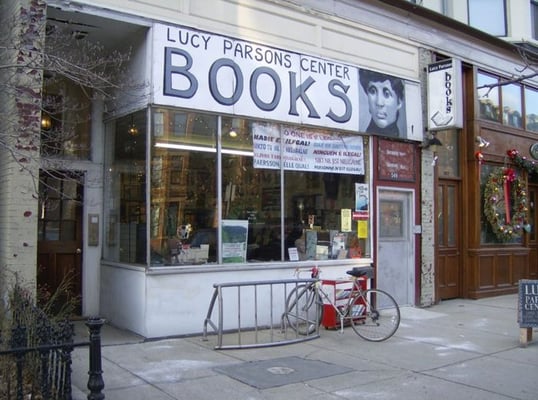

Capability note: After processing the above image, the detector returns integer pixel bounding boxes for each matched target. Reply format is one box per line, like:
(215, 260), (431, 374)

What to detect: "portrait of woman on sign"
(359, 69), (406, 138)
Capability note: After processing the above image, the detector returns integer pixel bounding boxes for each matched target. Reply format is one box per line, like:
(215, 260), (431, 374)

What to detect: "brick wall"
(418, 48), (436, 306)
(0, 0), (45, 295)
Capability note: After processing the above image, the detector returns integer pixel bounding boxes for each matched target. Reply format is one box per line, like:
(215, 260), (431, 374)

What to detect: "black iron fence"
(0, 309), (104, 400)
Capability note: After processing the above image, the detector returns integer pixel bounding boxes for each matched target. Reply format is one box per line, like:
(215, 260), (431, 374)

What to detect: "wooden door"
(37, 171), (83, 315)
(437, 179), (462, 299)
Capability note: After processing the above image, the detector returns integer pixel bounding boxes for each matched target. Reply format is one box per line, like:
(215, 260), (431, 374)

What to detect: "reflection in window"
(38, 171), (82, 242)
(41, 80), (91, 159)
(150, 112), (217, 265)
(379, 201), (403, 238)
(468, 0), (506, 36)
(502, 84), (522, 128)
(447, 186), (455, 246)
(477, 72), (500, 122)
(525, 87), (538, 132)
(103, 110), (147, 264)
(437, 186), (444, 246)
(434, 129), (459, 178)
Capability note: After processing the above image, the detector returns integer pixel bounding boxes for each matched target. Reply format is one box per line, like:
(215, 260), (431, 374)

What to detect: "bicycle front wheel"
(285, 284), (322, 335)
(350, 289), (400, 342)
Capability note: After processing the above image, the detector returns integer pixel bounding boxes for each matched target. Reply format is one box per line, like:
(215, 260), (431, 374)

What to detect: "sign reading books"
(427, 58), (463, 130)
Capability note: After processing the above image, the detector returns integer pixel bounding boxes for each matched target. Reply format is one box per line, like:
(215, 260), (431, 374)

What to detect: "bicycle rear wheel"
(285, 284), (322, 335)
(350, 289), (400, 341)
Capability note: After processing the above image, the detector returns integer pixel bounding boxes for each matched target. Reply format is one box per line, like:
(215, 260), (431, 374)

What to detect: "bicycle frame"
(285, 266), (400, 341)
(317, 277), (367, 333)
(294, 267), (367, 334)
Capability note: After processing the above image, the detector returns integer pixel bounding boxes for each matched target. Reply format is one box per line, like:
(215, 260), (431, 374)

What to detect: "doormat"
(213, 356), (353, 389)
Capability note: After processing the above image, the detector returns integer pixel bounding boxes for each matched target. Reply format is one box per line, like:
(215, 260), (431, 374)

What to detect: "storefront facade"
(5, 1), (537, 338)
(97, 11), (423, 337)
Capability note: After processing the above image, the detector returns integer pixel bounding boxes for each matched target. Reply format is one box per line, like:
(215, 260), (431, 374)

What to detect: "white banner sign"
(153, 24), (359, 131)
(427, 59), (463, 130)
(252, 123), (364, 174)
(152, 23), (423, 141)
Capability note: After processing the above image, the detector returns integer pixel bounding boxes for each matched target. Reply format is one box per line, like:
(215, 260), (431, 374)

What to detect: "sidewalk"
(71, 294), (538, 400)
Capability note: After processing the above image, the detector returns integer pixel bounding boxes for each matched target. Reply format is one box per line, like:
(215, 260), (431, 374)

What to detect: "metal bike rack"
(202, 278), (320, 349)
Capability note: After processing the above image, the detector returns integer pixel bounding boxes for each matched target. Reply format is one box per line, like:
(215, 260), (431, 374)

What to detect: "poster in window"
(222, 219), (248, 263)
(341, 209), (352, 232)
(355, 183), (369, 219)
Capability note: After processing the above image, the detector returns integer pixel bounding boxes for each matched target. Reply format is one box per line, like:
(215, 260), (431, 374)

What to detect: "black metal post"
(86, 317), (105, 400)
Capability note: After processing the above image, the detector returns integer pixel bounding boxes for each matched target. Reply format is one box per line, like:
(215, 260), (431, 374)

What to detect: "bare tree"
(477, 44), (538, 95)
(0, 0), (134, 194)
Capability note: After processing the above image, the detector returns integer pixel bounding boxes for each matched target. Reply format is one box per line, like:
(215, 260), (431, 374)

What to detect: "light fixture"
(229, 118), (241, 138)
(421, 132), (443, 167)
(128, 115), (139, 136)
(155, 142), (254, 156)
(128, 124), (139, 136)
(476, 136), (490, 148)
(41, 114), (52, 130)
(422, 134), (443, 150)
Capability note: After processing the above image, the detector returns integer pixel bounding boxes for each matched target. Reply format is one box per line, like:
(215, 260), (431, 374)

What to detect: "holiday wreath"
(483, 167), (528, 241)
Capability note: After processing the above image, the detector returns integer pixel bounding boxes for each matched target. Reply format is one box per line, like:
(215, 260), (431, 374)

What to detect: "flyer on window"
(222, 219), (248, 263)
(355, 183), (369, 219)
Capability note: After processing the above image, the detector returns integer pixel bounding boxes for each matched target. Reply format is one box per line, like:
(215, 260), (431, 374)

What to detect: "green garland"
(483, 167), (527, 241)
(507, 148), (538, 175)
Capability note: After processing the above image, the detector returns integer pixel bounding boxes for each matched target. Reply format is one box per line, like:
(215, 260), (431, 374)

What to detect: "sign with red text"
(378, 139), (416, 182)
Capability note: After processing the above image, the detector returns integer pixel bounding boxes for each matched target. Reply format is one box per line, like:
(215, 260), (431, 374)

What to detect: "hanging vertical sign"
(427, 58), (463, 130)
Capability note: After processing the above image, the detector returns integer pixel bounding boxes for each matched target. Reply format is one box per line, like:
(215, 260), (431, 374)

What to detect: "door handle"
(76, 248), (82, 254)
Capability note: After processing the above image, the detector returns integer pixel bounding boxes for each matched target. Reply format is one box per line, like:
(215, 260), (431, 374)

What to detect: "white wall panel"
(61, 0), (420, 80)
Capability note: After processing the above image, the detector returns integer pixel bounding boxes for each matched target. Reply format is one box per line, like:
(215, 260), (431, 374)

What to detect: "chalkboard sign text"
(518, 280), (538, 328)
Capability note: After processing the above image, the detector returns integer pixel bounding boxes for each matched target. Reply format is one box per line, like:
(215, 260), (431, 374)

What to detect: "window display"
(103, 107), (371, 266)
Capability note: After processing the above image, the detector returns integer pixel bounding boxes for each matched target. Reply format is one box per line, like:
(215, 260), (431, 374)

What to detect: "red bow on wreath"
(503, 168), (516, 223)
(504, 168), (516, 182)
(506, 149), (518, 159)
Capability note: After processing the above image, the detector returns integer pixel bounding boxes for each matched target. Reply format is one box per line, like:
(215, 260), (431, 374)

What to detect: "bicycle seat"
(346, 266), (373, 278)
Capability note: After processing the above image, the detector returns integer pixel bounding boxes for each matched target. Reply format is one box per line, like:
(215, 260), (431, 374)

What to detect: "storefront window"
(480, 163), (523, 244)
(525, 87), (538, 132)
(142, 108), (370, 266)
(103, 110), (147, 264)
(150, 112), (217, 265)
(41, 80), (91, 159)
(434, 129), (459, 178)
(502, 83), (523, 128)
(477, 72), (500, 122)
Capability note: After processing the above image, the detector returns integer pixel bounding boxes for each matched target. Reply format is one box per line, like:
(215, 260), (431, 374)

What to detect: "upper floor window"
(477, 72), (500, 122)
(531, 0), (538, 40)
(502, 83), (523, 129)
(477, 70), (538, 132)
(468, 0), (507, 36)
(525, 87), (538, 132)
